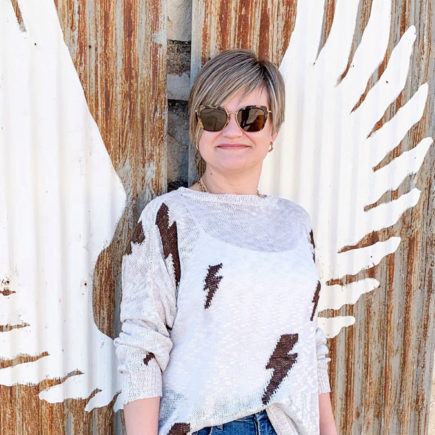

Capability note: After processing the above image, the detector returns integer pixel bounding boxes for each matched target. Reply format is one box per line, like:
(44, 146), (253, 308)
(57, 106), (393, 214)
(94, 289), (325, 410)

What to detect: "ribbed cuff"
(318, 366), (331, 394)
(121, 365), (162, 407)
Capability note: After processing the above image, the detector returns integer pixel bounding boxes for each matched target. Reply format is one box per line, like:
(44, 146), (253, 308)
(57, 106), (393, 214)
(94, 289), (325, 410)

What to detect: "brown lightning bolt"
(125, 220), (145, 255)
(168, 422), (191, 434)
(143, 352), (155, 366)
(310, 281), (321, 321)
(155, 203), (181, 287)
(203, 263), (223, 309)
(309, 230), (316, 262)
(262, 333), (298, 405)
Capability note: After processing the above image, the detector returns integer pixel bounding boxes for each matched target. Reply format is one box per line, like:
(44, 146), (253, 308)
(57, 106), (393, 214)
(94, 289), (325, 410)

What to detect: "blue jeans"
(192, 410), (277, 434)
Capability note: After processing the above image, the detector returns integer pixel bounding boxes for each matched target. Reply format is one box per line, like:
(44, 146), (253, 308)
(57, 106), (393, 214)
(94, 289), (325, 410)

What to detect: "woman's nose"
(222, 112), (242, 136)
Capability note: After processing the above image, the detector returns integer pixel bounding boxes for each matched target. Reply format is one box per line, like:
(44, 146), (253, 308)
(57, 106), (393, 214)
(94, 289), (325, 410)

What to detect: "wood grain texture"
(0, 0), (167, 433)
(190, 0), (433, 433)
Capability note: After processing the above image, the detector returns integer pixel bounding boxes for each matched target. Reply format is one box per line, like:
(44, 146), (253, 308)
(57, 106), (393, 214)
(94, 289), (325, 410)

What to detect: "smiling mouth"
(217, 144), (250, 149)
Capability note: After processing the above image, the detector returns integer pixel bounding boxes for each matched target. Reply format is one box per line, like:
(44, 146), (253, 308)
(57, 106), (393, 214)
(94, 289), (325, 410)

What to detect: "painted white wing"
(260, 0), (432, 337)
(0, 0), (126, 411)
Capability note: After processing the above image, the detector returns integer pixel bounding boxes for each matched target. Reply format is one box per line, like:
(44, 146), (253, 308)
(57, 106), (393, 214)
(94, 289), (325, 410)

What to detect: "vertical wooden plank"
(190, 0), (433, 434)
(0, 0), (167, 433)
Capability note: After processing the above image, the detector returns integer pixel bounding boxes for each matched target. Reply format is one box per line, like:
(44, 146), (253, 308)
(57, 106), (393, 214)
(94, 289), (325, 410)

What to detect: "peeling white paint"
(260, 0), (432, 338)
(0, 0), (126, 411)
(318, 316), (356, 339)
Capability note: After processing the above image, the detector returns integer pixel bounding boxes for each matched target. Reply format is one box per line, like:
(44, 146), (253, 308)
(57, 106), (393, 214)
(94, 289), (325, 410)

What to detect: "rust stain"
(10, 0), (26, 31)
(397, 234), (417, 429)
(342, 285), (356, 433)
(86, 387), (102, 405)
(383, 253), (395, 428)
(0, 351), (49, 369)
(338, 0), (374, 84)
(199, 0), (296, 67)
(0, 277), (15, 299)
(0, 322), (30, 332)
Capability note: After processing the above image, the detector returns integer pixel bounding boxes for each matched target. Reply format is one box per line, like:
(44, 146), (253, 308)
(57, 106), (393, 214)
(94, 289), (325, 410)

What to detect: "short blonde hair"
(188, 49), (285, 170)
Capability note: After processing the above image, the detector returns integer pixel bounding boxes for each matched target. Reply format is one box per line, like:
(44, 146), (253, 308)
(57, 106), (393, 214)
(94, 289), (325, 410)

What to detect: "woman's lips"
(217, 144), (250, 149)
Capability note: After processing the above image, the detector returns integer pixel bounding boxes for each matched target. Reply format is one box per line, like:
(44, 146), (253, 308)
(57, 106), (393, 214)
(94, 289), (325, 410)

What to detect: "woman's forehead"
(220, 86), (270, 108)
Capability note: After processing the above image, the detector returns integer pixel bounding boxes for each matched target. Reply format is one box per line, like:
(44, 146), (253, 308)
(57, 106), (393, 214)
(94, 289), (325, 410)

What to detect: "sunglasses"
(195, 105), (272, 132)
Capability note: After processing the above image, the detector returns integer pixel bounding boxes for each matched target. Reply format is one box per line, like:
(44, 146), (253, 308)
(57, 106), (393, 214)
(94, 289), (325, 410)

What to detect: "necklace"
(198, 177), (264, 197)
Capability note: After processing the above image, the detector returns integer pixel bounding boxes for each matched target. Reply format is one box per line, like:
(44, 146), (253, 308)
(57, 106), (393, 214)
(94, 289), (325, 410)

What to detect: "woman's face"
(197, 86), (278, 176)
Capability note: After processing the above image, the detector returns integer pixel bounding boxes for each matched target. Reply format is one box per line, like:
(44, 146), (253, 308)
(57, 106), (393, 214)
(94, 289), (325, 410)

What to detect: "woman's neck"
(197, 168), (261, 195)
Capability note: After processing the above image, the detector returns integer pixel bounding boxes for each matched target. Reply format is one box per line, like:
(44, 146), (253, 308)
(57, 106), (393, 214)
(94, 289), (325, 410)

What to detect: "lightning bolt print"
(309, 230), (316, 262)
(203, 263), (223, 309)
(262, 334), (299, 405)
(310, 281), (321, 321)
(125, 220), (145, 255)
(168, 422), (191, 434)
(155, 203), (181, 287)
(143, 352), (155, 366)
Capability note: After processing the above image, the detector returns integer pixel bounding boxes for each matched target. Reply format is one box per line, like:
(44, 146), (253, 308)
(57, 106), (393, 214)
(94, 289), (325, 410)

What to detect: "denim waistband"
(235, 409), (268, 422)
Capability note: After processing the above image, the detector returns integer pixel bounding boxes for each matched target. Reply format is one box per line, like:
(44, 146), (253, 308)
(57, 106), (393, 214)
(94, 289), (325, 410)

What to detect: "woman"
(114, 49), (337, 435)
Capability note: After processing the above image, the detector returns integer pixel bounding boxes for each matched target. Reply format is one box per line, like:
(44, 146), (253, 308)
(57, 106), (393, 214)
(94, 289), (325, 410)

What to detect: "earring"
(268, 141), (274, 152)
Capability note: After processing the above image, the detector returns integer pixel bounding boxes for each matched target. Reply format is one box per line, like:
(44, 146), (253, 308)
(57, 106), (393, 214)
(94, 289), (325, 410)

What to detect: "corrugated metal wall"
(0, 0), (433, 433)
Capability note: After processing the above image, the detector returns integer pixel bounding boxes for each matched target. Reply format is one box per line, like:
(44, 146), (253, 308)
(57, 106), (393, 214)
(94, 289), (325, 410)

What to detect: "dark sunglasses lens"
(237, 107), (267, 132)
(199, 108), (227, 132)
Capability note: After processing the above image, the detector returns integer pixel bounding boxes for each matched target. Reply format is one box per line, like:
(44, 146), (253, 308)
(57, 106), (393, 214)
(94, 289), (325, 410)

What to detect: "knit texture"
(114, 187), (331, 435)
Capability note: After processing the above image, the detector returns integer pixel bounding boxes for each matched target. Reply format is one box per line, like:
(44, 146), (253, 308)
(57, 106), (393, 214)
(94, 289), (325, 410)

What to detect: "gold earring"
(268, 141), (274, 152)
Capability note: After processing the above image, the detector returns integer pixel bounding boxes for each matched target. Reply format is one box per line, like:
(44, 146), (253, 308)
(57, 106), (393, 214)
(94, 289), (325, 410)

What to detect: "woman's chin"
(210, 158), (263, 174)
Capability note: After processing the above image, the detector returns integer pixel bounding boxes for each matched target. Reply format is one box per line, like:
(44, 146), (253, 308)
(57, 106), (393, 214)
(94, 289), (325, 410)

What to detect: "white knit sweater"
(114, 186), (331, 435)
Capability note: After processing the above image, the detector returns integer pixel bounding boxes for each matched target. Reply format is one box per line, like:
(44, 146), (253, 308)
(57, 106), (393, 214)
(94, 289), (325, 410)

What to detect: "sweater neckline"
(177, 186), (277, 206)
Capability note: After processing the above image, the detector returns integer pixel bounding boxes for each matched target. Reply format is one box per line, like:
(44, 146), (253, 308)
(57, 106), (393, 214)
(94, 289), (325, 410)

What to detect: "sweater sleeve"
(314, 321), (331, 394)
(300, 208), (332, 394)
(114, 199), (178, 406)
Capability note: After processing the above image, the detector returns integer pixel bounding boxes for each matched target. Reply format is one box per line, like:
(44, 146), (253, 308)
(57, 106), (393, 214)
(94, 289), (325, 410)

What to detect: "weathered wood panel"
(0, 0), (167, 433)
(191, 0), (433, 434)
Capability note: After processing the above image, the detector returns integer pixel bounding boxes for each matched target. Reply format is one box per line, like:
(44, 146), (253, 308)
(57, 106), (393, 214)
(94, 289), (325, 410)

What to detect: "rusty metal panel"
(191, 0), (433, 433)
(189, 0), (297, 183)
(191, 0), (296, 80)
(0, 0), (167, 433)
